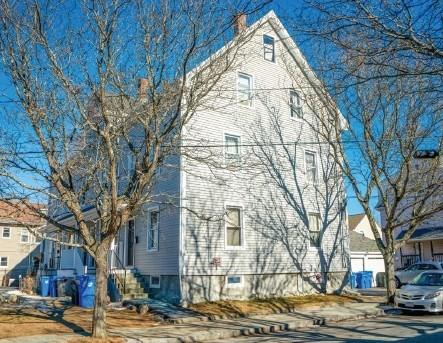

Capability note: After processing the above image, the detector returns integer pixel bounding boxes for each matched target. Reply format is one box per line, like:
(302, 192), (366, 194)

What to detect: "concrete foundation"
(180, 271), (349, 304)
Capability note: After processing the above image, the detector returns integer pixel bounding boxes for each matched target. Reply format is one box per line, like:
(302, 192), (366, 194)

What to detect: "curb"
(129, 307), (384, 343)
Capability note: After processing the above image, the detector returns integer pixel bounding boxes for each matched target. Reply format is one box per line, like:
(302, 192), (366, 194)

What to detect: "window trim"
(263, 34), (276, 63)
(224, 203), (246, 250)
(226, 275), (244, 288)
(150, 275), (161, 289)
(224, 132), (241, 163)
(0, 256), (8, 268)
(289, 90), (303, 120)
(304, 150), (319, 184)
(20, 228), (30, 244)
(236, 72), (254, 108)
(1, 227), (11, 239)
(147, 206), (159, 252)
(308, 212), (321, 250)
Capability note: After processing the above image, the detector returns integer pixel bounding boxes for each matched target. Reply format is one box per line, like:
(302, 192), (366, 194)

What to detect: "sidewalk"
(0, 302), (385, 343)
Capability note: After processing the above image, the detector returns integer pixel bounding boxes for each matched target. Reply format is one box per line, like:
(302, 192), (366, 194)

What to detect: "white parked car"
(395, 271), (443, 313)
(395, 262), (443, 288)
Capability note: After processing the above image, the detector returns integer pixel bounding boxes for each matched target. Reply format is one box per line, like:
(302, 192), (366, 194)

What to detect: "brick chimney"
(233, 13), (247, 36)
(138, 78), (150, 98)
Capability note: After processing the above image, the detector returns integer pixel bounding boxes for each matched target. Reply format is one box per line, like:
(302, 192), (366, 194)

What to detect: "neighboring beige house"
(0, 200), (45, 286)
(348, 213), (382, 240)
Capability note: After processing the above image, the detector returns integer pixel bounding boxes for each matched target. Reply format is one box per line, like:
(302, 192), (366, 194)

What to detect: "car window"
(418, 264), (438, 270)
(410, 272), (443, 286)
(404, 264), (418, 271)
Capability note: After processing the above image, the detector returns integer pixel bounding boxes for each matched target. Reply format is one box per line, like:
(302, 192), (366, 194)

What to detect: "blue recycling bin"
(349, 272), (357, 288)
(49, 276), (58, 297)
(77, 275), (96, 308)
(362, 271), (373, 288)
(40, 276), (50, 296)
(356, 272), (364, 288)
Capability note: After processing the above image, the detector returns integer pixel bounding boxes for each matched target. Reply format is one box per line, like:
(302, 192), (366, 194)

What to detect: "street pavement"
(207, 312), (443, 342)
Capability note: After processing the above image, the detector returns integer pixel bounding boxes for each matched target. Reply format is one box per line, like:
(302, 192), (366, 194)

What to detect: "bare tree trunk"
(92, 252), (108, 338)
(384, 252), (396, 305)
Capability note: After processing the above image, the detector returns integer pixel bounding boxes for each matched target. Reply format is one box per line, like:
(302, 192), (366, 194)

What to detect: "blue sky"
(0, 0), (372, 217)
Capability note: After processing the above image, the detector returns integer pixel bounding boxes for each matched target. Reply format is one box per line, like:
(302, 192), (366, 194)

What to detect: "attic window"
(263, 35), (275, 62)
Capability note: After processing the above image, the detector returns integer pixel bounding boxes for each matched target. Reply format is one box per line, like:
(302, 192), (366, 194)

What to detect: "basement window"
(150, 275), (160, 289)
(226, 275), (243, 288)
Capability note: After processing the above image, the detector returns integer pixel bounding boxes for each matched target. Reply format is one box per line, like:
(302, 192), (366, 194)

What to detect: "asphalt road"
(209, 312), (443, 342)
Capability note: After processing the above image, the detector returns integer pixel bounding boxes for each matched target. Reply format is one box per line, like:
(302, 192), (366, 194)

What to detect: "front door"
(126, 219), (135, 267)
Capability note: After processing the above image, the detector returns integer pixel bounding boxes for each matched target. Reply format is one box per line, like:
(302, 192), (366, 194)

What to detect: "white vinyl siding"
(237, 73), (253, 107)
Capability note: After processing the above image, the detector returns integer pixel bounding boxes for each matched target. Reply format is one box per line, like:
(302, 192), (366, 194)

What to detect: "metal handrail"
(109, 250), (127, 294)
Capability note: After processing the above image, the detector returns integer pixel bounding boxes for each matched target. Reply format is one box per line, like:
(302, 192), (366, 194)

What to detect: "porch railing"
(432, 253), (443, 263)
(401, 254), (420, 268)
(108, 250), (127, 295)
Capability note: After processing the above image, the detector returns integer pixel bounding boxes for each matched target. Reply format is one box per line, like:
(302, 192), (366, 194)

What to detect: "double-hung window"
(2, 227), (10, 239)
(305, 151), (318, 183)
(20, 229), (30, 243)
(237, 73), (253, 107)
(308, 213), (321, 248)
(225, 134), (240, 162)
(147, 209), (159, 251)
(263, 35), (275, 62)
(0, 257), (7, 267)
(226, 207), (242, 248)
(290, 90), (303, 119)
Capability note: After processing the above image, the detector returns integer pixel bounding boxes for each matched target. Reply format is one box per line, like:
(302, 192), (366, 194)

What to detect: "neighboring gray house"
(42, 11), (349, 304)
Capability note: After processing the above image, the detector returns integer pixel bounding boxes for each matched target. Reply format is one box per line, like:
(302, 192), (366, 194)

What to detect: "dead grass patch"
(189, 294), (361, 318)
(0, 301), (161, 339)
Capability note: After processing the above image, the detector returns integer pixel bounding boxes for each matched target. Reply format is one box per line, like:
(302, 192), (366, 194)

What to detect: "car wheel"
(395, 277), (401, 289)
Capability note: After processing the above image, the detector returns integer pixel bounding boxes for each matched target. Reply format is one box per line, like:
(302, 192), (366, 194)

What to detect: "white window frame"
(308, 212), (321, 250)
(20, 228), (30, 244)
(224, 204), (245, 250)
(0, 256), (8, 268)
(147, 206), (159, 252)
(226, 275), (244, 288)
(263, 34), (276, 63)
(290, 90), (303, 119)
(237, 72), (254, 108)
(304, 150), (318, 184)
(150, 275), (161, 288)
(224, 133), (241, 163)
(1, 227), (11, 239)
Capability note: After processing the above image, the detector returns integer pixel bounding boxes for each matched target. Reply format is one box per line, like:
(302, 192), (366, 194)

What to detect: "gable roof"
(349, 231), (380, 252)
(348, 213), (366, 231)
(187, 11), (345, 125)
(396, 227), (443, 242)
(0, 200), (46, 226)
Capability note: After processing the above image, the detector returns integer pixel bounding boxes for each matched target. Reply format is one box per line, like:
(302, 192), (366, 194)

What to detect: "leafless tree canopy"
(286, 0), (443, 303)
(0, 0), (270, 336)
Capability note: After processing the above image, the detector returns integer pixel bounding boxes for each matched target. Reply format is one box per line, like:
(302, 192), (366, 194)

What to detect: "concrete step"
(122, 293), (149, 300)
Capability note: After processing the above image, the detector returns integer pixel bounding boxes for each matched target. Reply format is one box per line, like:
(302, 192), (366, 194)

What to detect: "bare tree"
(246, 98), (349, 294)
(0, 0), (270, 337)
(278, 0), (443, 303)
